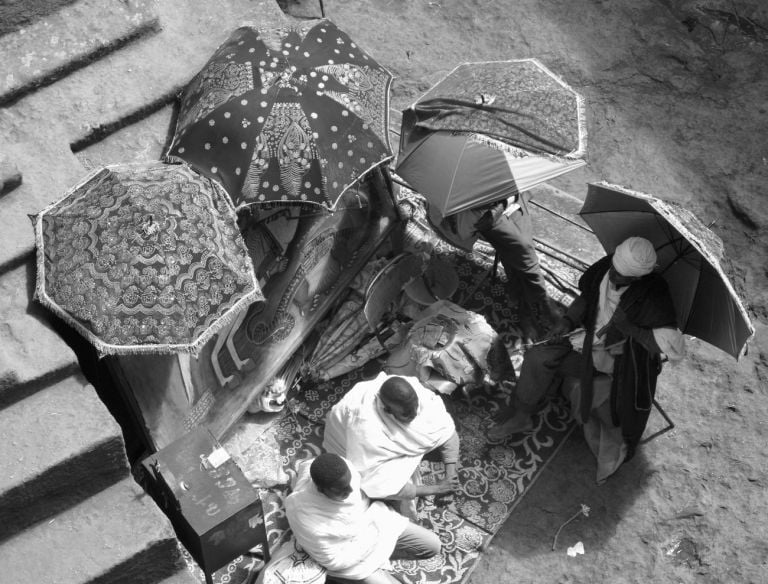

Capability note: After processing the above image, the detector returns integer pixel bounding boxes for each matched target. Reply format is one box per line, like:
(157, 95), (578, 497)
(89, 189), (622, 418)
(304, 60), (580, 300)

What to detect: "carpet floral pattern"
(182, 212), (579, 584)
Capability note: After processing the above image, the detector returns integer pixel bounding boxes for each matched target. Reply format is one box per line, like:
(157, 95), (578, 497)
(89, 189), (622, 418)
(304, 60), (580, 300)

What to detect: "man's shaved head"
(379, 376), (418, 423)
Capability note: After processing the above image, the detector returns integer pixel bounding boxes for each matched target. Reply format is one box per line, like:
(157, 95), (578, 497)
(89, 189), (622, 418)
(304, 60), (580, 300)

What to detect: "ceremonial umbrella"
(394, 59), (587, 217)
(166, 19), (393, 210)
(33, 161), (263, 356)
(579, 182), (754, 359)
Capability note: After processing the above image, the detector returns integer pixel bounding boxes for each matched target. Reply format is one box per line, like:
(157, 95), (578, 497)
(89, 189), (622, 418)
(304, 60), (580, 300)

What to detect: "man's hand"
(433, 475), (460, 496)
(609, 306), (663, 354)
(549, 316), (574, 338)
(433, 474), (460, 507)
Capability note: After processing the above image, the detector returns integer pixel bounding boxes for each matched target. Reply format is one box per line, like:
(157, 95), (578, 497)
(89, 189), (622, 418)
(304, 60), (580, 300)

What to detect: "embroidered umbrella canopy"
(33, 161), (263, 356)
(166, 19), (393, 210)
(579, 182), (754, 359)
(395, 59), (587, 217)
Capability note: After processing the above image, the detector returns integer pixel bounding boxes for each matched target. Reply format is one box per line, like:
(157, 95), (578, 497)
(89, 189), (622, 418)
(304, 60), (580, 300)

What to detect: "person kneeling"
(285, 453), (442, 584)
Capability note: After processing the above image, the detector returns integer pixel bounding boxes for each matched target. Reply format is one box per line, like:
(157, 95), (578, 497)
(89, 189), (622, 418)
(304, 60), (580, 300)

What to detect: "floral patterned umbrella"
(166, 19), (393, 210)
(395, 59), (587, 217)
(33, 161), (263, 356)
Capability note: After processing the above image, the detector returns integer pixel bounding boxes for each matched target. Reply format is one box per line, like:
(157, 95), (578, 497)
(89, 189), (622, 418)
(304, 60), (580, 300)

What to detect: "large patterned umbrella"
(579, 182), (754, 359)
(395, 59), (587, 217)
(166, 19), (393, 210)
(33, 161), (263, 356)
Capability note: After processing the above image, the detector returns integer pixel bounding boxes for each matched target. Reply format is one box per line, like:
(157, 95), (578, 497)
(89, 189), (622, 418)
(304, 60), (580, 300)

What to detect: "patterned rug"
(179, 198), (581, 584)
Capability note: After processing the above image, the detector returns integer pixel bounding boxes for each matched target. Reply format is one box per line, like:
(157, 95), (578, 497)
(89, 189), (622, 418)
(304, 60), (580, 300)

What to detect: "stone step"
(0, 0), (161, 106)
(0, 0), (287, 270)
(529, 182), (605, 267)
(0, 262), (79, 403)
(0, 477), (189, 584)
(0, 374), (128, 542)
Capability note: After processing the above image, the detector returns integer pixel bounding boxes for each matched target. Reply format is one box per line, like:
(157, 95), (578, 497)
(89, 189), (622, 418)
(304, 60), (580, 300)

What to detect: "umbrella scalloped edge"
(31, 162), (265, 358)
(594, 180), (755, 356)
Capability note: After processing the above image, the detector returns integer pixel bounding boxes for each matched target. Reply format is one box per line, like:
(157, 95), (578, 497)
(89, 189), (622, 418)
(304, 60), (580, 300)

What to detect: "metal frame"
(640, 399), (675, 444)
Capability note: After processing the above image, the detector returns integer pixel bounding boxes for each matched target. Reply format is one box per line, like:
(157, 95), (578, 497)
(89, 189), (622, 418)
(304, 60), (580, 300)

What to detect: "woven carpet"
(180, 206), (580, 584)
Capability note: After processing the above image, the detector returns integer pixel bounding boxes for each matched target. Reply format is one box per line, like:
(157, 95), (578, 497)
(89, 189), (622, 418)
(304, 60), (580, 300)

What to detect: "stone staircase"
(0, 1), (286, 582)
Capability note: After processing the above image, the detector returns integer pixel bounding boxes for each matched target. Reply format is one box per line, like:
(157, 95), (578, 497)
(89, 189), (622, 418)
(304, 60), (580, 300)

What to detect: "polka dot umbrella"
(165, 19), (394, 210)
(32, 161), (263, 356)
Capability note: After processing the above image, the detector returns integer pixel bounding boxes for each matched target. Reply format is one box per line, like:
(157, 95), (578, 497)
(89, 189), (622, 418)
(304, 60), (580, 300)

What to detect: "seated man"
(488, 237), (686, 479)
(284, 453), (442, 584)
(323, 373), (460, 509)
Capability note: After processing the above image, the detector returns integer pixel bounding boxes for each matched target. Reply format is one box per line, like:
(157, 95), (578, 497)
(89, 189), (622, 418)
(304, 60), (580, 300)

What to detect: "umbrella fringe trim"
(588, 181), (756, 356)
(32, 161), (265, 359)
(90, 287), (265, 358)
(595, 181), (753, 327)
(405, 58), (589, 160)
(228, 157), (395, 213)
(34, 284), (264, 359)
(571, 90), (588, 160)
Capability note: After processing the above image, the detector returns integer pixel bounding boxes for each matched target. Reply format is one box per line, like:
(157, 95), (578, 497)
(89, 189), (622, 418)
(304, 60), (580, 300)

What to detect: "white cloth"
(592, 272), (627, 373)
(323, 372), (457, 498)
(571, 273), (686, 370)
(564, 376), (627, 484)
(570, 273), (626, 374)
(284, 458), (408, 580)
(653, 327), (687, 361)
(611, 236), (657, 277)
(255, 535), (326, 584)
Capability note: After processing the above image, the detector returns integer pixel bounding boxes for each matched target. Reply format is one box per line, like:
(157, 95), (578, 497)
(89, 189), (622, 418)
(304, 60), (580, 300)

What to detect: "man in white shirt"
(323, 374), (459, 512)
(284, 453), (442, 584)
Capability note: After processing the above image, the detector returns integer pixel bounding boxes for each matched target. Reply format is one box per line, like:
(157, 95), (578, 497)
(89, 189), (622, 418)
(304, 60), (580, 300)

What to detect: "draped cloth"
(323, 372), (457, 498)
(284, 458), (408, 580)
(384, 300), (514, 394)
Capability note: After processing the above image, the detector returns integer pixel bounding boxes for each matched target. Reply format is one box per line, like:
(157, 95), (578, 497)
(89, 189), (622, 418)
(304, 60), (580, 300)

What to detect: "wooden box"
(140, 426), (268, 582)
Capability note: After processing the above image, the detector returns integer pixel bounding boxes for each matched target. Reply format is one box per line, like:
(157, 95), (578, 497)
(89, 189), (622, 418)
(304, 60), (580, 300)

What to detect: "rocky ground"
(276, 0), (768, 582)
(2, 0), (765, 582)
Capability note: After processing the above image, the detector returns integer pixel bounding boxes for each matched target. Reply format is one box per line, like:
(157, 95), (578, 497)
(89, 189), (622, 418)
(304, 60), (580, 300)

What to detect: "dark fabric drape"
(576, 255), (677, 457)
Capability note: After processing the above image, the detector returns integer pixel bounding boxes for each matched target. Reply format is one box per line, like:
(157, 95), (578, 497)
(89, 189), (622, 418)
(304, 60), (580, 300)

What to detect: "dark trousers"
(328, 522), (441, 584)
(514, 342), (585, 412)
(475, 199), (549, 319)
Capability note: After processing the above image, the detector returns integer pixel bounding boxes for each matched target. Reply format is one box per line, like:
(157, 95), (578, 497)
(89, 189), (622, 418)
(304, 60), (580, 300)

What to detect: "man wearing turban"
(488, 237), (686, 482)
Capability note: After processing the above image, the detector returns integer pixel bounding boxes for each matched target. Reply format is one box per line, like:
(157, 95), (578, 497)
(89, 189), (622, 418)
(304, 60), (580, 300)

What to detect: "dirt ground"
(276, 1), (768, 582)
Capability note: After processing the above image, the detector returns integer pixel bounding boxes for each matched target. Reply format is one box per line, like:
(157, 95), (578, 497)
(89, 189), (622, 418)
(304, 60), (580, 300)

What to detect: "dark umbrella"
(33, 161), (263, 356)
(395, 59), (587, 217)
(166, 19), (394, 210)
(579, 182), (754, 359)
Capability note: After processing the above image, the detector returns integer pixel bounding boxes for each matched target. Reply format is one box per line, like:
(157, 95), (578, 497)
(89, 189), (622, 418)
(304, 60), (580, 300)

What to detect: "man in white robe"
(284, 453), (441, 584)
(323, 373), (459, 503)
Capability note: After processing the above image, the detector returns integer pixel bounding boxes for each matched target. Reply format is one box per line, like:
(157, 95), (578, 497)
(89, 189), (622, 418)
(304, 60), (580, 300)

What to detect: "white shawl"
(284, 458), (407, 579)
(323, 372), (456, 498)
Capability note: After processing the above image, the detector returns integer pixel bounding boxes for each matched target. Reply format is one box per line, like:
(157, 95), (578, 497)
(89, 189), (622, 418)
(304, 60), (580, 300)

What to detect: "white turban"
(612, 237), (657, 277)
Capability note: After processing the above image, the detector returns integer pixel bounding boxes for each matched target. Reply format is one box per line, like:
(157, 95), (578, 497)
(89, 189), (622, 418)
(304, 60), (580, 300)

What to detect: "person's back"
(284, 453), (441, 584)
(322, 373), (459, 501)
(284, 454), (408, 581)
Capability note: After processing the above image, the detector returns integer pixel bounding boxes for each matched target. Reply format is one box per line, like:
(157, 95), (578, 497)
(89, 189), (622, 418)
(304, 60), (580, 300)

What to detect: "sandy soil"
(276, 1), (768, 582)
